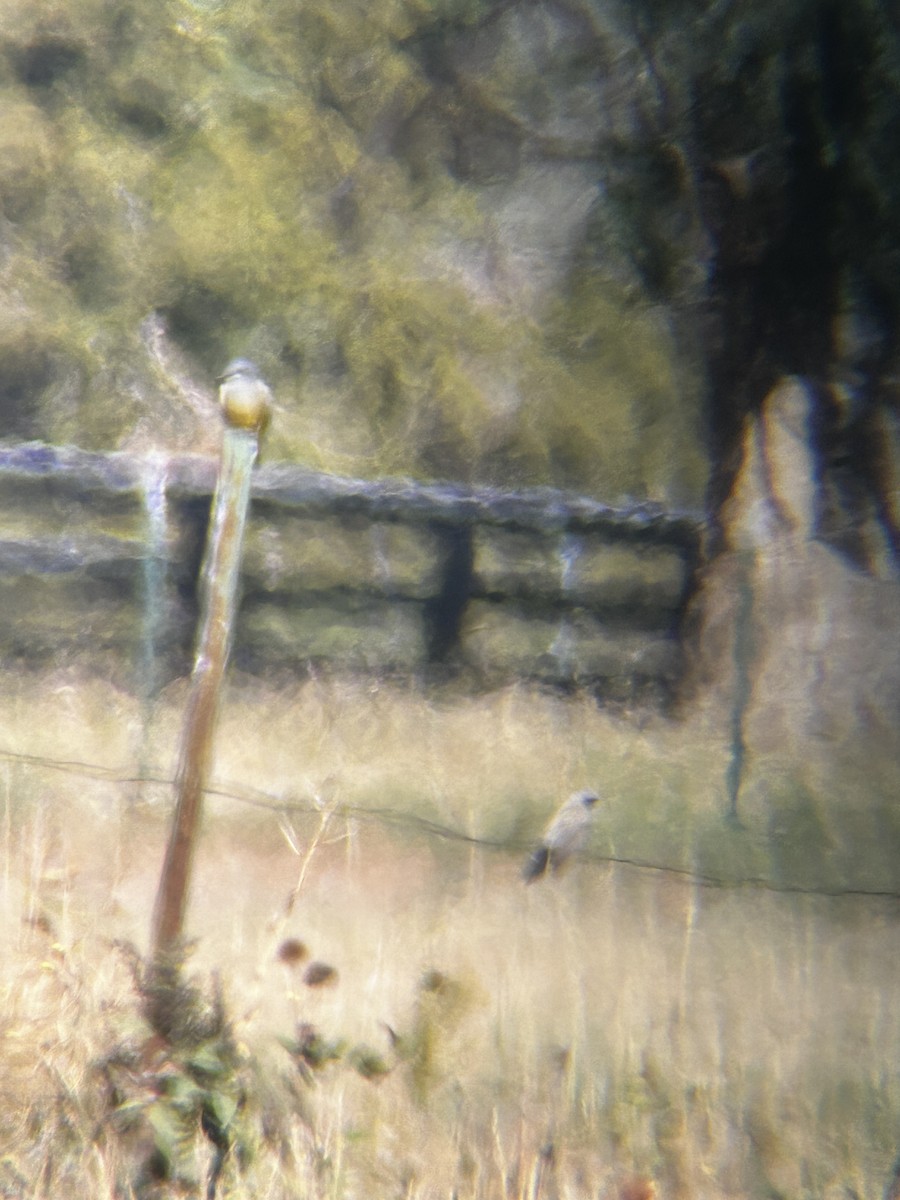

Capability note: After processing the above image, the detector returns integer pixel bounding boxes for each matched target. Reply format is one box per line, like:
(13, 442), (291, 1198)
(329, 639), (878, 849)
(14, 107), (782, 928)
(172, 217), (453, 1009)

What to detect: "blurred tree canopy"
(0, 0), (708, 503)
(1, 0), (898, 538)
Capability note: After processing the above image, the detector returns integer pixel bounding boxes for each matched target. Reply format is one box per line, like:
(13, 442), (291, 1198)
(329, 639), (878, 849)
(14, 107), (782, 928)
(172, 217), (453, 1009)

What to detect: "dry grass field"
(0, 667), (897, 1198)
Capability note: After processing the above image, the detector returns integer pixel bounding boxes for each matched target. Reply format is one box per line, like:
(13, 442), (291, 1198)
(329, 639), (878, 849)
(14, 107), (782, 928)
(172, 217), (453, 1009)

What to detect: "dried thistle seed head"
(419, 969), (448, 994)
(303, 961), (338, 988)
(276, 938), (308, 967)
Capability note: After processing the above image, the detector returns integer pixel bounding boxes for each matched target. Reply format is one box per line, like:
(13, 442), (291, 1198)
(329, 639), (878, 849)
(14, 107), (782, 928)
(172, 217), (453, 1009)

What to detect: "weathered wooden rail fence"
(0, 442), (705, 701)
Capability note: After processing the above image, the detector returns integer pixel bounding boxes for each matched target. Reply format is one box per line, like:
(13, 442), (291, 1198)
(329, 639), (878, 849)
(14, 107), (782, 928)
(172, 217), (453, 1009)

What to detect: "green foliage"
(347, 1044), (392, 1081)
(105, 941), (249, 1194)
(102, 934), (415, 1193)
(278, 1024), (347, 1080)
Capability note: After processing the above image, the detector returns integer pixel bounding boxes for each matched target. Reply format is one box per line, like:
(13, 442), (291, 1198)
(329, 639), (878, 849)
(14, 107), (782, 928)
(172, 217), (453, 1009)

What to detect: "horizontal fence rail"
(0, 442), (705, 701)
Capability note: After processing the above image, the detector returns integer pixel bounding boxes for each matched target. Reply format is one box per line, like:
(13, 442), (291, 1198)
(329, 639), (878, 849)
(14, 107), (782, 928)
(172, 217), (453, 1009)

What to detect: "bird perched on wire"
(522, 789), (600, 883)
(216, 358), (273, 434)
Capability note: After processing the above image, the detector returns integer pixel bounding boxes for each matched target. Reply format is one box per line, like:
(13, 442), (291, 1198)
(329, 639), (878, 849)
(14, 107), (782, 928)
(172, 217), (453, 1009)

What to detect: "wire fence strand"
(1, 745), (897, 902)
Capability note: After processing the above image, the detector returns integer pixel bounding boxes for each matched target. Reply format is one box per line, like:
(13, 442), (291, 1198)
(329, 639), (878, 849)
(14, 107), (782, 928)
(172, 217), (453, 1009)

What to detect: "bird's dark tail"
(522, 845), (549, 883)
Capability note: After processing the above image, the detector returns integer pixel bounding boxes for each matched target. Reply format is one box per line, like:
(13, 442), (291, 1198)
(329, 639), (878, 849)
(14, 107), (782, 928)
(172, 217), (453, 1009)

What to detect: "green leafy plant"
(99, 941), (248, 1198)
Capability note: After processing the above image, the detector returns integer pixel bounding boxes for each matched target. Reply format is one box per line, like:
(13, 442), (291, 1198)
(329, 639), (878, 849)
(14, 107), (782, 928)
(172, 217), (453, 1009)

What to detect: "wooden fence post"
(151, 366), (271, 958)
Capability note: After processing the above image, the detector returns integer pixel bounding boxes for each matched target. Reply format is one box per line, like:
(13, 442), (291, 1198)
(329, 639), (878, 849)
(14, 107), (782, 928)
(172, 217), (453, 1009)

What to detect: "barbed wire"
(0, 745), (898, 902)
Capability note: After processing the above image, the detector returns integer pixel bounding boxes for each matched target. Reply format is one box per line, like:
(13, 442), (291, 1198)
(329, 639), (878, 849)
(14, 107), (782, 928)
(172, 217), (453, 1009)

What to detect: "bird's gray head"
(577, 790), (600, 807)
(217, 358), (261, 384)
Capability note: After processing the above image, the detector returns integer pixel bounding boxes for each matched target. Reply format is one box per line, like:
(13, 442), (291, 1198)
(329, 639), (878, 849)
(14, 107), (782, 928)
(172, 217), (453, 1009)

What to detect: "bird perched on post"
(216, 359), (273, 434)
(522, 789), (600, 883)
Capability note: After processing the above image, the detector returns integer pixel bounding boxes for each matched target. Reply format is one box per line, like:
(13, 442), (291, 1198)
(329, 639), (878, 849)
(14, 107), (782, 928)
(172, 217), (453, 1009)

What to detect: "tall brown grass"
(0, 666), (897, 1197)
